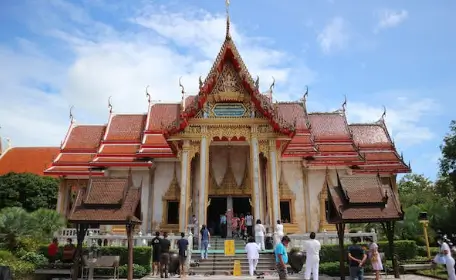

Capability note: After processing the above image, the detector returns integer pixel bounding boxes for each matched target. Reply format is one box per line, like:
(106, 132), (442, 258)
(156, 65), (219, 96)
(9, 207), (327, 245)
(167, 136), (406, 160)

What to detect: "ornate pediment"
(163, 163), (180, 200)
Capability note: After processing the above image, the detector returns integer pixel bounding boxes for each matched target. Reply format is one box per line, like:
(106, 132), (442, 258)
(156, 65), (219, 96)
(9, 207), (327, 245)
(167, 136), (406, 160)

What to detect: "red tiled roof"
(44, 166), (105, 176)
(104, 114), (146, 142)
(68, 177), (141, 224)
(54, 154), (95, 165)
(0, 147), (60, 176)
(327, 175), (403, 223)
(63, 125), (106, 151)
(308, 113), (350, 139)
(277, 103), (308, 130)
(349, 124), (391, 147)
(146, 104), (181, 132)
(98, 145), (140, 155)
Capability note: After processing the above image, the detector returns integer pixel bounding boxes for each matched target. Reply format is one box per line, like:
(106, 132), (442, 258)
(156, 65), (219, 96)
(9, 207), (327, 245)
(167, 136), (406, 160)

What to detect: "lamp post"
(418, 212), (431, 259)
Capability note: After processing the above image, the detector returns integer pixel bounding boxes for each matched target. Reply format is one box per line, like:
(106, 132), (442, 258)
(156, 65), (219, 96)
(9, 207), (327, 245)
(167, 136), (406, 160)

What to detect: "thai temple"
(37, 5), (411, 236)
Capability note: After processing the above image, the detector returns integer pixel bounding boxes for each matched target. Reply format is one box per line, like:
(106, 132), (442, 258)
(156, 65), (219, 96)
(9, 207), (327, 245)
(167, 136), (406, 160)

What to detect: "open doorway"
(206, 197), (227, 236)
(233, 197), (251, 217)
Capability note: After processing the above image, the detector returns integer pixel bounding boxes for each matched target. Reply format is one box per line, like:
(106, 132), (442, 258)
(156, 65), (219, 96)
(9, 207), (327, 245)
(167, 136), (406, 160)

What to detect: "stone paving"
(141, 274), (436, 279)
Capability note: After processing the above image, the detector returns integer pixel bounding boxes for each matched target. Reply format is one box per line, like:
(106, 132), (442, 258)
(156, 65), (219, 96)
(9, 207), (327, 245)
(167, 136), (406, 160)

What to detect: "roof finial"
(69, 105), (75, 124)
(6, 138), (11, 149)
(199, 76), (203, 90)
(342, 95), (347, 112)
(300, 86), (309, 105)
(225, 0), (231, 39)
(108, 96), (113, 113)
(381, 105), (386, 120)
(268, 77), (275, 101)
(145, 85), (151, 104)
(179, 77), (186, 109)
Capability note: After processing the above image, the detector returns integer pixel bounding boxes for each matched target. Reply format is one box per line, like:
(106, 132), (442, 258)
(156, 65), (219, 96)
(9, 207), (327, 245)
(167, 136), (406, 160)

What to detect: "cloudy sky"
(0, 0), (454, 179)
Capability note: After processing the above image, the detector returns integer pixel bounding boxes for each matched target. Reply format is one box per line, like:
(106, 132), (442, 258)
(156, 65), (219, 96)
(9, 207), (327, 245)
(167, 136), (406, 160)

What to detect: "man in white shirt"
(304, 232), (321, 280)
(245, 237), (261, 276)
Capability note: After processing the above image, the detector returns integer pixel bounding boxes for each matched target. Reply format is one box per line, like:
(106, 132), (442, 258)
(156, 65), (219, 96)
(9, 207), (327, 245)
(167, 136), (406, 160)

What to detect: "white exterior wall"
(280, 161), (306, 232)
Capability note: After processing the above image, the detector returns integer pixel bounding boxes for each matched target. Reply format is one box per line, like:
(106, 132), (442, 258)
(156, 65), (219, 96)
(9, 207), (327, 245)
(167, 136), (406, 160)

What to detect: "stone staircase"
(189, 237), (276, 275)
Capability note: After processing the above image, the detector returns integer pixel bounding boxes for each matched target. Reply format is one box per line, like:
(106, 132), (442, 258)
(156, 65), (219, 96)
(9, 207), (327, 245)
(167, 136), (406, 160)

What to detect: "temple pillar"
(56, 179), (67, 214)
(198, 130), (209, 229)
(250, 129), (261, 221)
(179, 140), (191, 232)
(147, 165), (156, 233)
(302, 164), (310, 232)
(268, 139), (280, 229)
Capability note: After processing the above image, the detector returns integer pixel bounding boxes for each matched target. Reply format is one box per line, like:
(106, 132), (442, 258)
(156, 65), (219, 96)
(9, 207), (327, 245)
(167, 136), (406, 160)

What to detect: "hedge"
(37, 246), (152, 267)
(320, 260), (393, 276)
(316, 240), (417, 263)
(417, 246), (440, 258)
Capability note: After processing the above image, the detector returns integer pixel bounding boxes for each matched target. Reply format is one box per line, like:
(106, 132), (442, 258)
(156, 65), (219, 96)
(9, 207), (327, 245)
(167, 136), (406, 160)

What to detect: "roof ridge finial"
(300, 86), (309, 105)
(179, 77), (186, 110)
(69, 105), (75, 124)
(146, 85), (151, 104)
(108, 96), (113, 114)
(268, 77), (275, 101)
(380, 105), (386, 121)
(225, 0), (231, 39)
(342, 95), (347, 112)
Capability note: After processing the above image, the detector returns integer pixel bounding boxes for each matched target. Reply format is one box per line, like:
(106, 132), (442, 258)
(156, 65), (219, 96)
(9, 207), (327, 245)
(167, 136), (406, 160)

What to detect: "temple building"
(44, 9), (410, 235)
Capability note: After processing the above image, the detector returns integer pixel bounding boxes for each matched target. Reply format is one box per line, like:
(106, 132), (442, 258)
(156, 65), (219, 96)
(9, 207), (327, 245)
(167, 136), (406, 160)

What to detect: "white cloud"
(0, 1), (316, 147)
(375, 9), (408, 32)
(346, 97), (437, 146)
(317, 17), (349, 54)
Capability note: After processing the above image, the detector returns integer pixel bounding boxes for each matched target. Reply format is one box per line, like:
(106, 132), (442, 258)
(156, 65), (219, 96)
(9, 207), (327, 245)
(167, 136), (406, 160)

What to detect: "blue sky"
(0, 0), (454, 180)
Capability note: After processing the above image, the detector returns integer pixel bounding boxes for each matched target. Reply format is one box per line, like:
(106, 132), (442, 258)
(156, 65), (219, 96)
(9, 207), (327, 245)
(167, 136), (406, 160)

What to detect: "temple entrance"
(232, 197), (251, 217)
(206, 197), (227, 236)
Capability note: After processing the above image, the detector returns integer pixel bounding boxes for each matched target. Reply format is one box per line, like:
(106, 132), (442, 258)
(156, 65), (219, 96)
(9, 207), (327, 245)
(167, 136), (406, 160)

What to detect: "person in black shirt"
(159, 232), (171, 278)
(347, 237), (367, 280)
(151, 232), (162, 276)
(177, 232), (189, 277)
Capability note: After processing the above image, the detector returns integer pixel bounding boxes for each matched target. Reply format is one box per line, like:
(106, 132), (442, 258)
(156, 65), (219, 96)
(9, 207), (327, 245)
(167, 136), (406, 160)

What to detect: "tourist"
(159, 232), (171, 278)
(47, 238), (59, 263)
(245, 212), (254, 237)
(435, 236), (456, 280)
(200, 224), (211, 259)
(151, 231), (162, 276)
(254, 219), (266, 251)
(62, 238), (76, 263)
(275, 235), (290, 280)
(220, 213), (227, 238)
(303, 232), (321, 280)
(245, 236), (261, 276)
(177, 232), (189, 278)
(347, 237), (367, 280)
(239, 213), (247, 239)
(275, 220), (284, 245)
(365, 237), (383, 280)
(231, 214), (240, 238)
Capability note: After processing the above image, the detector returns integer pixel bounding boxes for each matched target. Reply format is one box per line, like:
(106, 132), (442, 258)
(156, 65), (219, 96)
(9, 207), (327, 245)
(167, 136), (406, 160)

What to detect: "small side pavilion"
(326, 173), (404, 280)
(67, 175), (142, 280)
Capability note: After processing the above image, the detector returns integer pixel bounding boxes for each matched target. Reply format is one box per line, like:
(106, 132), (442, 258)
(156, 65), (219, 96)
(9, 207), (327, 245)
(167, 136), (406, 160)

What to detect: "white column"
(269, 139), (280, 229)
(56, 180), (65, 213)
(250, 137), (261, 221)
(198, 136), (208, 229)
(179, 141), (190, 232)
(147, 166), (156, 233)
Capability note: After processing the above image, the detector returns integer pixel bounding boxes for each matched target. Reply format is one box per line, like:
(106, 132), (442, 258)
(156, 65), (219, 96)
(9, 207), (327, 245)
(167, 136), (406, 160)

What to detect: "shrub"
(37, 245), (152, 268)
(0, 250), (15, 262)
(20, 252), (48, 267)
(417, 246), (440, 258)
(320, 260), (394, 276)
(0, 259), (35, 280)
(118, 264), (148, 278)
(320, 240), (417, 262)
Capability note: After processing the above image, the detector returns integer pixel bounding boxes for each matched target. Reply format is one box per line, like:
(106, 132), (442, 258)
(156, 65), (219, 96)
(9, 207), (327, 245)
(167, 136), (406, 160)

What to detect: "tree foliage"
(0, 207), (66, 251)
(440, 120), (456, 192)
(0, 172), (59, 212)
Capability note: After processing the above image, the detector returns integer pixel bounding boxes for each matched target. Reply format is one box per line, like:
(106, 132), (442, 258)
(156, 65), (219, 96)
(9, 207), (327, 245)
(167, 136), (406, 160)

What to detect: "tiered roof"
(44, 16), (410, 177)
(0, 147), (60, 176)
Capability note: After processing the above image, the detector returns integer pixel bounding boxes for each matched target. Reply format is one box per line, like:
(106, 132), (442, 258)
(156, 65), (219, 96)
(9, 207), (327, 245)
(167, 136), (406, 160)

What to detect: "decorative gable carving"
(278, 164), (294, 199)
(163, 163), (180, 200)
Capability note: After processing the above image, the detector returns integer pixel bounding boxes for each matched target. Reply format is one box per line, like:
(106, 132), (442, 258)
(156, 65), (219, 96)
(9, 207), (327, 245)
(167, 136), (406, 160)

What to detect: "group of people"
(273, 234), (385, 280)
(150, 231), (189, 278)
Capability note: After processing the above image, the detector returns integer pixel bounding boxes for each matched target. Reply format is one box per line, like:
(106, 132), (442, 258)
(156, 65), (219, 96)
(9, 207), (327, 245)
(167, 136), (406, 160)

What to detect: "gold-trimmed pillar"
(199, 127), (210, 229)
(250, 127), (261, 220)
(268, 139), (280, 229)
(179, 140), (191, 232)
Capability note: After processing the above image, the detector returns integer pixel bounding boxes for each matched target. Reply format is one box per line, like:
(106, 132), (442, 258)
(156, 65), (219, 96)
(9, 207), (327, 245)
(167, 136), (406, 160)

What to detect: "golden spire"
(225, 0), (231, 39)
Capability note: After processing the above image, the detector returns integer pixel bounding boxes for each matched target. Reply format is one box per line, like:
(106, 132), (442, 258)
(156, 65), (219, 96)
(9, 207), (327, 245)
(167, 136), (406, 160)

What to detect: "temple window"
(280, 200), (291, 223)
(166, 201), (179, 225)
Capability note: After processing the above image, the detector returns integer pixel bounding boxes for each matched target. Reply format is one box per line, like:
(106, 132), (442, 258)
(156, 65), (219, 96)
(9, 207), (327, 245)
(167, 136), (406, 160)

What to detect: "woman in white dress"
(275, 220), (284, 245)
(254, 219), (266, 251)
(434, 236), (456, 280)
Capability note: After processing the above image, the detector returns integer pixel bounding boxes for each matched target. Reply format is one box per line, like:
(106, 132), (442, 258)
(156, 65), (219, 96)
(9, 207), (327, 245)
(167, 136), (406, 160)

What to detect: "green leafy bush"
(118, 264), (148, 278)
(0, 259), (35, 280)
(19, 252), (48, 267)
(37, 245), (152, 268)
(320, 240), (417, 262)
(417, 246), (440, 258)
(320, 260), (393, 276)
(0, 250), (15, 262)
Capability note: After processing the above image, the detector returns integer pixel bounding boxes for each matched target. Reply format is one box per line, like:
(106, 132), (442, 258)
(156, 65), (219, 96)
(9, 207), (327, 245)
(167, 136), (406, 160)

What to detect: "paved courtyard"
(141, 274), (436, 279)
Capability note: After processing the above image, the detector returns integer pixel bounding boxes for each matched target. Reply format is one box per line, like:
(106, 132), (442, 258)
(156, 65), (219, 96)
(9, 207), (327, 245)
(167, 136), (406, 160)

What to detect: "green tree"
(440, 120), (456, 190)
(0, 172), (59, 212)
